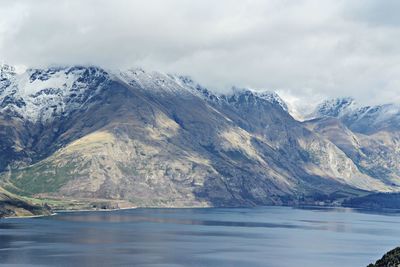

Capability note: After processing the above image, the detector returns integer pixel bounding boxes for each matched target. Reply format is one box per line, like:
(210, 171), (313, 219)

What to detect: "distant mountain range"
(1, 64), (400, 210)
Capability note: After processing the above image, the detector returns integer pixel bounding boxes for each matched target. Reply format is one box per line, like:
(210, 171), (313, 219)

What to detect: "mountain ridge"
(1, 64), (399, 209)
(308, 97), (400, 134)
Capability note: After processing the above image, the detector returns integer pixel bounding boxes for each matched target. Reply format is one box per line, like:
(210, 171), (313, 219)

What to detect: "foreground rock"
(368, 247), (400, 267)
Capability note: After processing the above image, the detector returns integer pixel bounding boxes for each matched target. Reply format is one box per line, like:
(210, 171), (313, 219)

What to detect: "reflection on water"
(1, 207), (399, 267)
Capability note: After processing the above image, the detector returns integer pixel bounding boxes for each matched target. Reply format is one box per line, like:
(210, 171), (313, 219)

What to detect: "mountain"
(309, 97), (357, 119)
(309, 97), (400, 134)
(305, 98), (400, 187)
(0, 65), (398, 209)
(0, 186), (50, 218)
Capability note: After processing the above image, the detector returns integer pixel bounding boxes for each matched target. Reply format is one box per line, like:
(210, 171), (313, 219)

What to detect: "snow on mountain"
(0, 66), (110, 123)
(309, 97), (357, 119)
(341, 103), (400, 133)
(116, 68), (196, 97)
(117, 70), (290, 112)
(222, 87), (289, 112)
(0, 64), (292, 124)
(310, 97), (400, 133)
(3, 63), (397, 133)
(0, 64), (16, 81)
(252, 90), (289, 112)
(174, 75), (224, 103)
(2, 64), (400, 206)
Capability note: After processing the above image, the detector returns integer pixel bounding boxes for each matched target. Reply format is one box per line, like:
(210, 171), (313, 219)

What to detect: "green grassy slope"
(0, 187), (51, 218)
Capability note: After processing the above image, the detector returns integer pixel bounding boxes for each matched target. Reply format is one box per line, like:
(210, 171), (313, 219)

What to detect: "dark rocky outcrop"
(368, 247), (400, 267)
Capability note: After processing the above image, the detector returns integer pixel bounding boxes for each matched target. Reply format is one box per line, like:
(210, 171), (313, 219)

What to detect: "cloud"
(1, 0), (399, 110)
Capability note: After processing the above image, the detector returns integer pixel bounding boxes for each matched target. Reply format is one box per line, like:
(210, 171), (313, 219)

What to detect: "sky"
(0, 0), (399, 113)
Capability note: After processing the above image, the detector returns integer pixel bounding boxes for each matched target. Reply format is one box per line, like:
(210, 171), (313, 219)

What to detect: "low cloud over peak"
(1, 0), (399, 110)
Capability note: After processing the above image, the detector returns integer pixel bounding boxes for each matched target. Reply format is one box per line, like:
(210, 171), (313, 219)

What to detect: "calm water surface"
(0, 206), (399, 267)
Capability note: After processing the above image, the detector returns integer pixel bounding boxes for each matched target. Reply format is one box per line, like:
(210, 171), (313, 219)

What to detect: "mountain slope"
(0, 187), (50, 218)
(0, 65), (397, 207)
(306, 99), (400, 187)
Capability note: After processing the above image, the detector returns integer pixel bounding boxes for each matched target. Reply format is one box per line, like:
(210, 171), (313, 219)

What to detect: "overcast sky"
(1, 0), (399, 111)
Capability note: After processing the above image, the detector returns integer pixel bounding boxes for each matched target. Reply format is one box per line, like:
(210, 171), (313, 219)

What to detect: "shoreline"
(3, 212), (57, 219)
(3, 203), (400, 220)
(54, 205), (137, 213)
(1, 206), (138, 219)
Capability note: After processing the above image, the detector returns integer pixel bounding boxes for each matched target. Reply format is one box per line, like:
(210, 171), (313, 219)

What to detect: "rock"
(368, 247), (400, 267)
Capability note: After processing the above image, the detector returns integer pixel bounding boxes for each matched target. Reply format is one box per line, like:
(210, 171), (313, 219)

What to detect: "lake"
(0, 206), (398, 266)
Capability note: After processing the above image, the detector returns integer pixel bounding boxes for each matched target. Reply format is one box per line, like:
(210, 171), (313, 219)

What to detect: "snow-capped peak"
(0, 65), (110, 123)
(227, 87), (289, 112)
(0, 64), (16, 77)
(342, 103), (400, 132)
(0, 64), (17, 95)
(309, 97), (400, 133)
(116, 68), (195, 96)
(310, 97), (357, 119)
(254, 90), (289, 112)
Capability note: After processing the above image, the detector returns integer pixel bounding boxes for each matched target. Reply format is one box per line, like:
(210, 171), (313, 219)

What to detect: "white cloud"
(1, 0), (399, 111)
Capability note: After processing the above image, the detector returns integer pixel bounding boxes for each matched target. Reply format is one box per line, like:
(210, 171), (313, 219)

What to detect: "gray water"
(0, 206), (399, 267)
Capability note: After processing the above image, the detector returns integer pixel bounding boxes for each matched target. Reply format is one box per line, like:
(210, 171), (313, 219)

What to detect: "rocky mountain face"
(0, 65), (398, 208)
(367, 247), (400, 267)
(305, 98), (400, 187)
